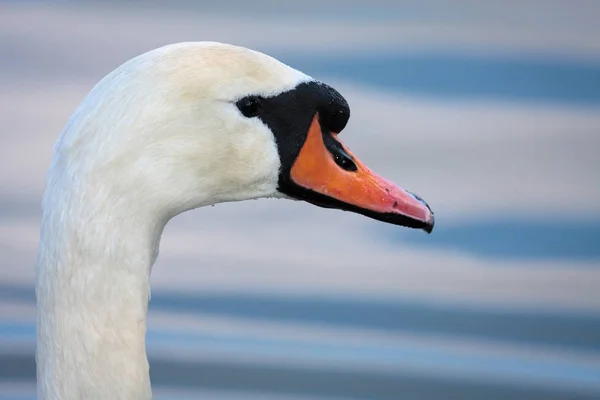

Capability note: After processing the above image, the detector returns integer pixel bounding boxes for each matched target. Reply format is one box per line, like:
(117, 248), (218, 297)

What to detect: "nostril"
(322, 130), (357, 172)
(333, 151), (357, 172)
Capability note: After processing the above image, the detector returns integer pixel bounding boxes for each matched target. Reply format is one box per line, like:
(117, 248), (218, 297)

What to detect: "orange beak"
(288, 115), (434, 233)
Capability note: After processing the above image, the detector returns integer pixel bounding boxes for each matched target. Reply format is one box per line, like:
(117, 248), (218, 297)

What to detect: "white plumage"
(36, 42), (310, 400)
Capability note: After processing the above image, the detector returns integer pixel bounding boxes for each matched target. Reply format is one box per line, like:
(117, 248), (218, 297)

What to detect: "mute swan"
(35, 42), (434, 399)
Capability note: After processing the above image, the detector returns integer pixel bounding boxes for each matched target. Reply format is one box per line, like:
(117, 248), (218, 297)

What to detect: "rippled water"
(1, 1), (599, 399)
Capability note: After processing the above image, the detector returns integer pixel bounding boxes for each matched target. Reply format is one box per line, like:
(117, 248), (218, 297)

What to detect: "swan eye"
(236, 96), (262, 118)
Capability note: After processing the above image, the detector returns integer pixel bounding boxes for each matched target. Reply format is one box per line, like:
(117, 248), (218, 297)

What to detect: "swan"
(35, 41), (434, 400)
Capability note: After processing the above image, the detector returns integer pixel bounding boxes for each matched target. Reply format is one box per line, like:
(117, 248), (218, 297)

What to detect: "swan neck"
(36, 190), (163, 400)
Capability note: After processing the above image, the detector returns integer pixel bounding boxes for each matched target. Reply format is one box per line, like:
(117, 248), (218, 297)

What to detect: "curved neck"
(35, 182), (165, 400)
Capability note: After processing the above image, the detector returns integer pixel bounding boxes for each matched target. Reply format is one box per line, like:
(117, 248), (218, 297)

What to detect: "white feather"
(35, 42), (311, 400)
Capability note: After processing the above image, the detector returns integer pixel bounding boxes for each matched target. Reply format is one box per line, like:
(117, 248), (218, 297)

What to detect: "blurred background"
(1, 1), (599, 399)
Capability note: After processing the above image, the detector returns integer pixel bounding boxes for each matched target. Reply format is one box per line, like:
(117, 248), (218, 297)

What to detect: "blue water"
(4, 6), (600, 399)
(3, 321), (600, 389)
(382, 219), (600, 261)
(2, 284), (598, 351)
(279, 52), (600, 106)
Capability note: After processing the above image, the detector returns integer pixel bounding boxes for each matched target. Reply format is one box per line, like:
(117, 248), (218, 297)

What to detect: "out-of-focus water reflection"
(1, 1), (599, 399)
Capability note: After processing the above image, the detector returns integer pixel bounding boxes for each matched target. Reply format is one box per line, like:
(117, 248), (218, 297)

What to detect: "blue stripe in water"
(2, 284), (599, 351)
(382, 218), (600, 261)
(2, 322), (599, 390)
(277, 52), (600, 105)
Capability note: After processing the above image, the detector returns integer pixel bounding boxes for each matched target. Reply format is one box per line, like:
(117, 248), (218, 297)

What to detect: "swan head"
(56, 42), (434, 233)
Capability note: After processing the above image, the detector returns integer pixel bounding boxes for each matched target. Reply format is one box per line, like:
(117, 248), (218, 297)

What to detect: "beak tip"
(407, 191), (434, 234)
(424, 215), (435, 234)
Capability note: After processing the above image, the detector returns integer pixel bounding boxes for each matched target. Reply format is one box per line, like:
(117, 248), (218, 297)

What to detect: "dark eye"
(236, 96), (262, 118)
